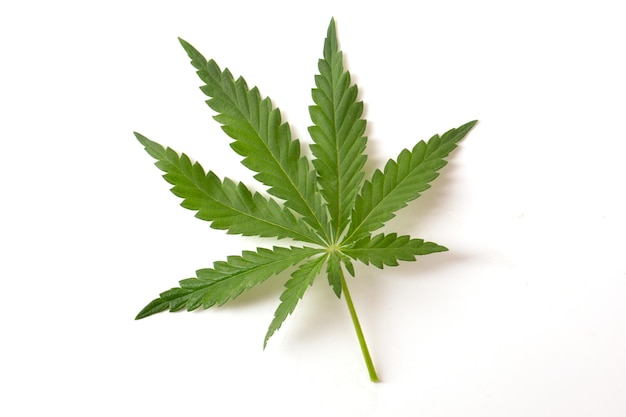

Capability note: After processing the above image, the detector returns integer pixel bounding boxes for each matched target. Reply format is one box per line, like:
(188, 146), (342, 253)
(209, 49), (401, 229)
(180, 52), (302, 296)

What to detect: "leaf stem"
(340, 269), (379, 382)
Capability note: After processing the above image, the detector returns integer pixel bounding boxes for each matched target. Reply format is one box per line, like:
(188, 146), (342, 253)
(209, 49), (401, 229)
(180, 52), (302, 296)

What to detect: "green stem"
(340, 269), (379, 382)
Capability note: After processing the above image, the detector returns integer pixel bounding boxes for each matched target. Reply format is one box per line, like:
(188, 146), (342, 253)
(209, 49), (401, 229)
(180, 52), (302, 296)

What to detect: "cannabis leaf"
(134, 18), (477, 382)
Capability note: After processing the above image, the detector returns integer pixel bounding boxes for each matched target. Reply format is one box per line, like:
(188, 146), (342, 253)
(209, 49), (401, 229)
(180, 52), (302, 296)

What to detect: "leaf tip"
(133, 132), (166, 160)
(133, 131), (148, 144)
(177, 36), (190, 49)
(135, 298), (168, 320)
(327, 17), (337, 37)
(262, 331), (273, 350)
(178, 37), (207, 69)
(466, 119), (479, 128)
(430, 243), (449, 253)
(460, 120), (479, 135)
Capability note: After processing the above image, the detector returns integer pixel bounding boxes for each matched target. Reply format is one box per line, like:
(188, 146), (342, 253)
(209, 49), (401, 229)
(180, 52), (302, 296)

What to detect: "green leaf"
(134, 297), (169, 319)
(308, 18), (367, 239)
(326, 251), (342, 297)
(178, 38), (330, 243)
(134, 19), (477, 381)
(264, 254), (328, 347)
(134, 132), (324, 245)
(343, 233), (448, 268)
(344, 120), (477, 244)
(135, 246), (321, 320)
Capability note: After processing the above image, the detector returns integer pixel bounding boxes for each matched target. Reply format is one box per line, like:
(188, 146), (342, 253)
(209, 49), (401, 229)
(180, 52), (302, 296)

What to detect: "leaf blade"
(326, 252), (342, 297)
(343, 233), (448, 268)
(135, 132), (324, 245)
(344, 120), (477, 244)
(135, 246), (322, 320)
(178, 39), (330, 243)
(308, 19), (367, 239)
(263, 253), (328, 347)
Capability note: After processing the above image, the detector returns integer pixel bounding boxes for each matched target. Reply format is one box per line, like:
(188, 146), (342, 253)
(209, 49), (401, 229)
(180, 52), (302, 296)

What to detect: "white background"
(1, 1), (625, 416)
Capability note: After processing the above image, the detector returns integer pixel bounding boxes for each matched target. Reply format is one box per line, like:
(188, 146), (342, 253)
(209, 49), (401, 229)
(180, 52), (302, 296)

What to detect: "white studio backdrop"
(1, 1), (625, 416)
